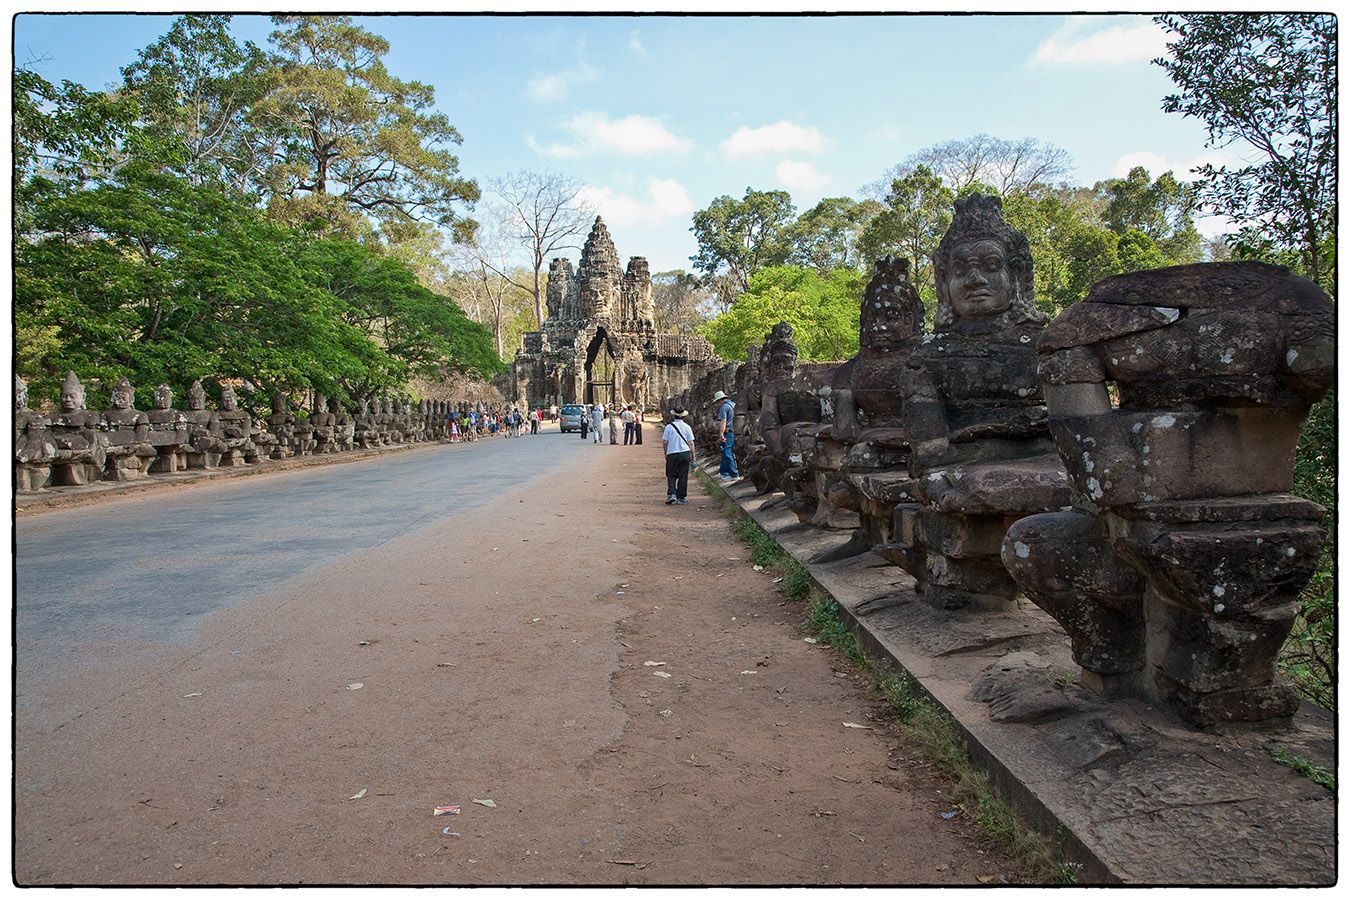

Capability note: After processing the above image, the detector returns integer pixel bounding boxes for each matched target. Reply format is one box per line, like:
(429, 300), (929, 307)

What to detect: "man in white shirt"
(661, 407), (696, 505)
(621, 405), (637, 444)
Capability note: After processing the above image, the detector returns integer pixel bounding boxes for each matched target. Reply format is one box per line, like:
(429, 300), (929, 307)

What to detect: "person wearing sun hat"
(710, 389), (739, 482)
(661, 407), (696, 505)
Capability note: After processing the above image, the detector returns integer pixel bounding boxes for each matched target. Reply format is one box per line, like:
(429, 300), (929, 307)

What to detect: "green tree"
(788, 196), (881, 271)
(119, 15), (270, 189)
(856, 165), (954, 316)
(15, 168), (497, 410)
(1097, 166), (1202, 262)
(699, 265), (863, 362)
(689, 187), (797, 302)
(257, 15), (479, 244)
(1154, 13), (1336, 289)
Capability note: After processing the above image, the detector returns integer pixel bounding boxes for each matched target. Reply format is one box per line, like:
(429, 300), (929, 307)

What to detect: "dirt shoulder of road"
(15, 434), (1012, 885)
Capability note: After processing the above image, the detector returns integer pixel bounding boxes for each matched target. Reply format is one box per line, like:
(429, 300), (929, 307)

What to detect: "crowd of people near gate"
(445, 405), (545, 441)
(568, 401), (649, 446)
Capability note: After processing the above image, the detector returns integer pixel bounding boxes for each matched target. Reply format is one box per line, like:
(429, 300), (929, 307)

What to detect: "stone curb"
(698, 468), (1335, 886)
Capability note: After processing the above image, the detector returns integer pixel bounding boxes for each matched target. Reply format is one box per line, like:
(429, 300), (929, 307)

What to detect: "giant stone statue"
(876, 195), (1070, 611)
(1003, 261), (1335, 724)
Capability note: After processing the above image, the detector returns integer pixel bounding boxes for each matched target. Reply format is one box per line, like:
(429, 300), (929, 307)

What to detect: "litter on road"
(653, 671), (672, 679)
(349, 789), (367, 800)
(472, 798), (497, 809)
(432, 805), (461, 816)
(643, 661), (667, 667)
(346, 683), (364, 691)
(842, 722), (873, 730)
(182, 692), (202, 698)
(442, 828), (460, 837)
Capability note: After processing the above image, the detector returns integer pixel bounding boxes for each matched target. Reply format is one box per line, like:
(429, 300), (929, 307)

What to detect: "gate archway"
(584, 329), (616, 406)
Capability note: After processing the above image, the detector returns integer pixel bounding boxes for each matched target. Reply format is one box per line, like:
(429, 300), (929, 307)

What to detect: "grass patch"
(1272, 748), (1335, 791)
(706, 475), (1080, 884)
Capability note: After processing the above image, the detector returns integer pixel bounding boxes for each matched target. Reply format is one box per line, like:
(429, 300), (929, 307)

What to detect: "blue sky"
(14, 12), (1242, 273)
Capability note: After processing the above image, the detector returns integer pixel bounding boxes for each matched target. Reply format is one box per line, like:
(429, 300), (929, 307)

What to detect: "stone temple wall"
(511, 217), (719, 410)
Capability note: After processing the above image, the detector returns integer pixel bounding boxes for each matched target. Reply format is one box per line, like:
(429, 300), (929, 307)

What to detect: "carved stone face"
(272, 393), (287, 414)
(314, 393), (327, 415)
(16, 375), (28, 411)
(61, 374), (86, 412)
(111, 379), (135, 410)
(945, 239), (1015, 320)
(187, 381), (207, 410)
(220, 386), (238, 411)
(154, 384), (173, 410)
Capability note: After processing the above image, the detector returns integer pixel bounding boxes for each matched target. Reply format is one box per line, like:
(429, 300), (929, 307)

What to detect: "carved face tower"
(932, 194), (1038, 331)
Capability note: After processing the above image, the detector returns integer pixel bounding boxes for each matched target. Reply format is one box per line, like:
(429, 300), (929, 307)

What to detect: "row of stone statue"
(15, 374), (480, 491)
(667, 194), (1335, 728)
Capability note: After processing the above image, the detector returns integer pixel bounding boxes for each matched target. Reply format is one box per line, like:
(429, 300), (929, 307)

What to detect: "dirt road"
(14, 432), (1009, 884)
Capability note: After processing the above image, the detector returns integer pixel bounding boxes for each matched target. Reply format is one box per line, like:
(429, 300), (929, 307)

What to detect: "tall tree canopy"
(1154, 13), (1336, 289)
(699, 265), (863, 363)
(689, 188), (798, 300)
(256, 15), (479, 243)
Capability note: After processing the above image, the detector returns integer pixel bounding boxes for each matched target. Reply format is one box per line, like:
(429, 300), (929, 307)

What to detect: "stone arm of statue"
(901, 365), (949, 472)
(831, 386), (861, 445)
(757, 384), (785, 457)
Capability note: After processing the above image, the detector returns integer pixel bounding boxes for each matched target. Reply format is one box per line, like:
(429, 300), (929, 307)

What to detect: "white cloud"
(527, 112), (691, 158)
(628, 30), (646, 56)
(1031, 15), (1167, 66)
(578, 178), (695, 229)
(525, 61), (598, 102)
(1109, 149), (1239, 180)
(775, 160), (834, 193)
(721, 121), (826, 159)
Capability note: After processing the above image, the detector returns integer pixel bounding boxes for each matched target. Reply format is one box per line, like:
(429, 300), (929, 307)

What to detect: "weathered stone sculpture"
(818, 257), (927, 560)
(49, 373), (108, 485)
(15, 375), (55, 491)
(217, 384), (259, 465)
(268, 393), (296, 459)
(144, 383), (191, 473)
(309, 393), (336, 454)
(876, 195), (1070, 611)
(1003, 261), (1335, 725)
(100, 377), (159, 481)
(331, 397), (355, 451)
(354, 398), (378, 449)
(183, 380), (227, 469)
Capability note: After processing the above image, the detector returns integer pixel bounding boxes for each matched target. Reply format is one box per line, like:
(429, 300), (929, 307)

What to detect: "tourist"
(662, 407), (696, 505)
(449, 418), (459, 443)
(530, 408), (540, 435)
(621, 404), (636, 444)
(591, 402), (605, 444)
(634, 405), (644, 445)
(608, 408), (620, 444)
(549, 404), (558, 422)
(580, 406), (589, 440)
(711, 390), (740, 482)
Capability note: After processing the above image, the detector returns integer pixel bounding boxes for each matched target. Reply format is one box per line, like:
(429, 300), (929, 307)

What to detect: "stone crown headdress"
(933, 194), (1040, 330)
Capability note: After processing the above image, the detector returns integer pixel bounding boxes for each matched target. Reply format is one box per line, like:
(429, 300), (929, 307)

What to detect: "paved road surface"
(13, 428), (1010, 885)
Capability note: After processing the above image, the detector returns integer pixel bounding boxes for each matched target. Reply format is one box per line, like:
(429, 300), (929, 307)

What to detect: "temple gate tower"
(512, 216), (717, 410)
